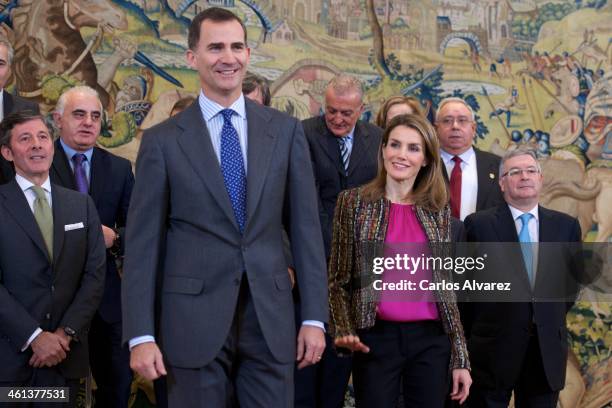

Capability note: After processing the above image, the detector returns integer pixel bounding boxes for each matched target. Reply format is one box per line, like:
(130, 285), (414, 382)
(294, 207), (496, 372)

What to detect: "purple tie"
(72, 154), (88, 194)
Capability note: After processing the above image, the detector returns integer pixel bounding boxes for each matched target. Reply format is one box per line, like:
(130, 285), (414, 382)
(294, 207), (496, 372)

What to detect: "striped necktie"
(338, 136), (350, 174)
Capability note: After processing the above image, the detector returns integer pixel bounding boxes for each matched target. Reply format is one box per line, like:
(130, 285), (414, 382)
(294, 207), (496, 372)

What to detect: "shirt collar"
(508, 204), (539, 222)
(60, 138), (94, 163)
(198, 90), (246, 122)
(441, 146), (474, 164)
(15, 173), (52, 194)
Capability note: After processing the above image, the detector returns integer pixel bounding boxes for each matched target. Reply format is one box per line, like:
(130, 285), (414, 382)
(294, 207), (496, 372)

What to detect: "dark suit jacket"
(302, 116), (382, 255)
(0, 180), (106, 381)
(463, 204), (581, 391)
(50, 140), (134, 323)
(122, 100), (328, 367)
(442, 148), (504, 213)
(0, 92), (40, 185)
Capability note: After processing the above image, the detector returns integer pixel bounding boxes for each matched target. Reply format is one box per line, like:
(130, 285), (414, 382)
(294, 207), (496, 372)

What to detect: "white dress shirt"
(15, 174), (52, 351)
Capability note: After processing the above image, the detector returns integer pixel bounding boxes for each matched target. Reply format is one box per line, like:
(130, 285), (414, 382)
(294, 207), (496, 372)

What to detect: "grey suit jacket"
(122, 100), (328, 367)
(0, 180), (106, 381)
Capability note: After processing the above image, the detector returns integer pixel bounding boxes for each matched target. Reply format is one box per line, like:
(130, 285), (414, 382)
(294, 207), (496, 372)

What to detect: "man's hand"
(296, 325), (325, 369)
(53, 328), (72, 351)
(130, 342), (167, 380)
(450, 368), (472, 404)
(29, 332), (69, 368)
(334, 334), (370, 353)
(101, 225), (117, 249)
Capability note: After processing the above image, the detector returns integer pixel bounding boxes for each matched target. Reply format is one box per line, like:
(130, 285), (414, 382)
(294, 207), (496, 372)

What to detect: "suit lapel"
(1, 180), (49, 260)
(3, 92), (12, 117)
(89, 147), (109, 206)
(347, 122), (374, 177)
(51, 140), (77, 190)
(314, 118), (345, 176)
(51, 185), (67, 265)
(176, 103), (239, 232)
(494, 204), (532, 288)
(245, 101), (276, 228)
(475, 149), (498, 210)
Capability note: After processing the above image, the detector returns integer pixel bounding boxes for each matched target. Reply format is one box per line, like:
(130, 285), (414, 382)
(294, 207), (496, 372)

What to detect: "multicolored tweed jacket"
(328, 187), (470, 370)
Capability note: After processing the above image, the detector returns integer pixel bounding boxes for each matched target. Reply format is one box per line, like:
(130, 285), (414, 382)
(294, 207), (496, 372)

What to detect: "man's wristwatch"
(63, 326), (79, 342)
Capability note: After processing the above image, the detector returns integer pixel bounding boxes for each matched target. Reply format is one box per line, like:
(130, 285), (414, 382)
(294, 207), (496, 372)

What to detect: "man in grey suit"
(122, 7), (328, 407)
(0, 38), (40, 185)
(0, 112), (106, 407)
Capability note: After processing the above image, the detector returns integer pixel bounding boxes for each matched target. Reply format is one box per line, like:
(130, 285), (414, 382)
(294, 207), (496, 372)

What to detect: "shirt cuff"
(302, 320), (325, 332)
(129, 335), (155, 350)
(22, 328), (42, 352)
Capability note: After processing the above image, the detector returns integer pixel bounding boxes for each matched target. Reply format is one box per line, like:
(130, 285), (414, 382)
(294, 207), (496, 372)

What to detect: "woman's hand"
(450, 368), (472, 404)
(334, 335), (370, 353)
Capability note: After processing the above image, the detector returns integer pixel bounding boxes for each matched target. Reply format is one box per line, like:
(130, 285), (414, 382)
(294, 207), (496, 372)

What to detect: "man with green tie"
(0, 111), (105, 407)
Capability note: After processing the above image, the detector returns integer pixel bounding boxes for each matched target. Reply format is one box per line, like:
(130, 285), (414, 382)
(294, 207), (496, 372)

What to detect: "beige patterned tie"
(32, 186), (53, 260)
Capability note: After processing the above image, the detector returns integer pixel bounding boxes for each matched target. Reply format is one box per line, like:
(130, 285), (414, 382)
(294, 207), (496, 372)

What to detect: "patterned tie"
(72, 154), (88, 194)
(219, 109), (247, 233)
(32, 186), (53, 261)
(449, 156), (462, 218)
(338, 136), (350, 174)
(518, 213), (534, 287)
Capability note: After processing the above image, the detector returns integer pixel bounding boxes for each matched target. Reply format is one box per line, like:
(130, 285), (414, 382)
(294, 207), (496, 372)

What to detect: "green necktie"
(32, 186), (53, 260)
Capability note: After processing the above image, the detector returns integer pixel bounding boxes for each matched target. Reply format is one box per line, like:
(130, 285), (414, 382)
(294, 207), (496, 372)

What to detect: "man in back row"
(299, 75), (382, 407)
(435, 97), (504, 220)
(0, 38), (40, 185)
(51, 86), (135, 408)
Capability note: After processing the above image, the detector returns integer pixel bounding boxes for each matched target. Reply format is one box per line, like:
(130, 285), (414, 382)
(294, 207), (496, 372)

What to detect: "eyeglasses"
(71, 110), (102, 122)
(437, 116), (473, 128)
(502, 167), (540, 178)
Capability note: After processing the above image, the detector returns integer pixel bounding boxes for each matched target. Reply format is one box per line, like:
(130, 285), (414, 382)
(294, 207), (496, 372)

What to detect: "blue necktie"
(219, 109), (247, 233)
(518, 213), (534, 287)
(72, 154), (88, 194)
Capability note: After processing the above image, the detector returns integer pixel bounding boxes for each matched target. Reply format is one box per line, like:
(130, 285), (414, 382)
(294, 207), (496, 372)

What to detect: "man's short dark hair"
(0, 111), (46, 148)
(188, 7), (247, 50)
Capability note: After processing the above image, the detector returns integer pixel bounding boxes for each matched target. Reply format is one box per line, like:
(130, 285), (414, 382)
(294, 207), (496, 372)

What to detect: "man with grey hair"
(50, 86), (135, 408)
(463, 146), (582, 407)
(299, 74), (382, 407)
(435, 97), (503, 220)
(0, 38), (40, 184)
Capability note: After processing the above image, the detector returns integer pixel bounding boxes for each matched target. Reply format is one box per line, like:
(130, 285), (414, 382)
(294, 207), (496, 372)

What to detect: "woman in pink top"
(328, 114), (471, 407)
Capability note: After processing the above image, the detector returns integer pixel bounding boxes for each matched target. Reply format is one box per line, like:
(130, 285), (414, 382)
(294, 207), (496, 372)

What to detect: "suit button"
(45, 313), (51, 320)
(51, 285), (55, 292)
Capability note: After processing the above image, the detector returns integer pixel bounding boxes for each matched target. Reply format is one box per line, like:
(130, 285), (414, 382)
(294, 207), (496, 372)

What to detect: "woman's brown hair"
(362, 114), (448, 211)
(375, 96), (424, 128)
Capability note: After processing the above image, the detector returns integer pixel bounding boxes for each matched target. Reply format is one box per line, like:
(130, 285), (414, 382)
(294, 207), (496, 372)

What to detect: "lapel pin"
(489, 173), (495, 179)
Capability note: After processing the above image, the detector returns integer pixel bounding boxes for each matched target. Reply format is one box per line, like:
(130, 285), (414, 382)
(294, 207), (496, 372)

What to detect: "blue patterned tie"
(518, 213), (534, 287)
(219, 109), (247, 233)
(72, 154), (88, 194)
(338, 136), (350, 175)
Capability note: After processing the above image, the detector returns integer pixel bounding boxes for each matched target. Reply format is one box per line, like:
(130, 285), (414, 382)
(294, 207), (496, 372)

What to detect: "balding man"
(51, 86), (134, 408)
(299, 75), (382, 408)
(435, 97), (504, 220)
